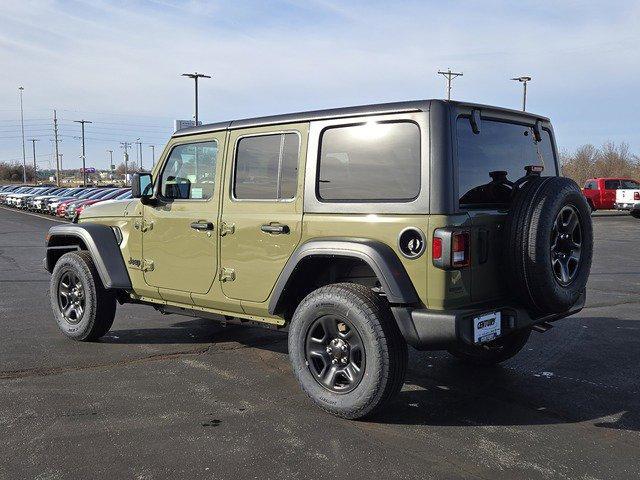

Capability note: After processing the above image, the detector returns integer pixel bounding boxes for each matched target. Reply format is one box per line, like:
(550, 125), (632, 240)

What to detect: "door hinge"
(134, 219), (154, 233)
(141, 259), (155, 272)
(219, 267), (236, 282)
(219, 222), (235, 237)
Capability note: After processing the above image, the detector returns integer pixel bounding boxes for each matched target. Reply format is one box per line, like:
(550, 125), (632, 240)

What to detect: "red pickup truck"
(582, 177), (640, 210)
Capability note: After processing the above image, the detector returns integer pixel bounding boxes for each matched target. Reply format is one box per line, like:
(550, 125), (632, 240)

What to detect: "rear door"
(219, 123), (307, 304)
(455, 111), (558, 302)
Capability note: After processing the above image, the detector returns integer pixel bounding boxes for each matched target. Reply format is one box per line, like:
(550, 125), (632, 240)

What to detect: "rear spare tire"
(504, 176), (592, 314)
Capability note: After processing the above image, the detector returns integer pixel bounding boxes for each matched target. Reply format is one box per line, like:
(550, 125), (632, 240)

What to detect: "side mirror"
(131, 172), (153, 199)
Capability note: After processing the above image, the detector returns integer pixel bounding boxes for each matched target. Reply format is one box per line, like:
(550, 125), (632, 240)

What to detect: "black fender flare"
(268, 238), (420, 315)
(44, 223), (132, 290)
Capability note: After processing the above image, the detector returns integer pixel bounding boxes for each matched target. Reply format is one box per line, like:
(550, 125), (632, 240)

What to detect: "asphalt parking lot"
(0, 207), (638, 480)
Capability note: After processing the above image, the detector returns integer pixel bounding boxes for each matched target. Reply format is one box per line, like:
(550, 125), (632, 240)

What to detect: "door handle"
(261, 223), (290, 235)
(190, 221), (214, 231)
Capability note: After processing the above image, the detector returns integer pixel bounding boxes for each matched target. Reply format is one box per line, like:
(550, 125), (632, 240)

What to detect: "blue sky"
(1, 0), (639, 170)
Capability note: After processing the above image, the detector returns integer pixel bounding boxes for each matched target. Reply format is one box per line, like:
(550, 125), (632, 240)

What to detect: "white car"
(615, 181), (640, 218)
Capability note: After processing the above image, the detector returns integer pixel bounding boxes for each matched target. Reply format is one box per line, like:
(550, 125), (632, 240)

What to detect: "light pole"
(149, 145), (155, 167)
(120, 141), (132, 185)
(74, 119), (92, 186)
(28, 139), (39, 183)
(18, 87), (26, 183)
(135, 138), (143, 171)
(181, 72), (211, 124)
(511, 76), (532, 111)
(106, 149), (114, 179)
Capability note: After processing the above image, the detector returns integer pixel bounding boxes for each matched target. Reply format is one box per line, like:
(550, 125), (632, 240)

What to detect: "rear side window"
(604, 180), (620, 190)
(317, 121), (421, 202)
(234, 133), (300, 200)
(457, 118), (557, 207)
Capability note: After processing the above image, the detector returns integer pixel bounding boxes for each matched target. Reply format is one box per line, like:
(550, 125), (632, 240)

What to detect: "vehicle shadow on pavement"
(372, 316), (640, 433)
(102, 314), (639, 433)
(103, 318), (289, 352)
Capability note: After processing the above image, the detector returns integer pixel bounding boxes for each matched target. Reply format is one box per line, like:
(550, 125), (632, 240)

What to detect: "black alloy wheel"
(305, 315), (365, 393)
(550, 205), (582, 285)
(57, 270), (86, 323)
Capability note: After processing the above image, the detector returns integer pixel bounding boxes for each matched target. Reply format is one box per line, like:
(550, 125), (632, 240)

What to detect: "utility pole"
(106, 149), (114, 179)
(18, 86), (26, 183)
(149, 145), (155, 167)
(181, 72), (211, 124)
(74, 119), (92, 186)
(53, 110), (61, 186)
(28, 139), (39, 183)
(120, 141), (132, 185)
(135, 138), (143, 170)
(511, 76), (532, 111)
(437, 69), (463, 100)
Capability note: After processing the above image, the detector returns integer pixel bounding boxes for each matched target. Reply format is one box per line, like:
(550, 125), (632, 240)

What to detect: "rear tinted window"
(457, 118), (557, 207)
(620, 180), (640, 189)
(234, 133), (299, 200)
(317, 121), (420, 202)
(604, 180), (620, 190)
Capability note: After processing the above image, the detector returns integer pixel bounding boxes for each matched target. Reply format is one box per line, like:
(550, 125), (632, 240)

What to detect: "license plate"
(473, 311), (501, 344)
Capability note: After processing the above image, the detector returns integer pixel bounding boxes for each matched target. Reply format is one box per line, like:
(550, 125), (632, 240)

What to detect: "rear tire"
(50, 251), (116, 341)
(288, 283), (407, 419)
(631, 210), (640, 219)
(447, 329), (531, 366)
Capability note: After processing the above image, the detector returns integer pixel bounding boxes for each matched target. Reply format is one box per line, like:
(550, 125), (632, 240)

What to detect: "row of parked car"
(0, 184), (132, 221)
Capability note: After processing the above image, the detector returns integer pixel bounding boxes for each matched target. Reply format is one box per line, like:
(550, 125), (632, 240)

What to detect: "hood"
(80, 199), (138, 219)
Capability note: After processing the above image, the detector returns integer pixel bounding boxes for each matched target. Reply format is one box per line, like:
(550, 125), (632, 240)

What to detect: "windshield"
(457, 117), (557, 208)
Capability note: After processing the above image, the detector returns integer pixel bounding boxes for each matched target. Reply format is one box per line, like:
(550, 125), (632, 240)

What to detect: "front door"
(142, 134), (225, 302)
(219, 124), (307, 303)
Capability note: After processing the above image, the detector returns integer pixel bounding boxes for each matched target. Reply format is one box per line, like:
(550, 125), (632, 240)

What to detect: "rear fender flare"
(268, 238), (420, 315)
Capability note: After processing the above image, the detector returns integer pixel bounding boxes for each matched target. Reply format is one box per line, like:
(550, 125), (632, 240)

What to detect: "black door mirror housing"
(131, 172), (153, 199)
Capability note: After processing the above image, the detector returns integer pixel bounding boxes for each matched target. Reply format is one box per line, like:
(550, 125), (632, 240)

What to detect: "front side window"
(234, 133), (299, 200)
(457, 118), (557, 207)
(317, 121), (421, 202)
(160, 141), (218, 200)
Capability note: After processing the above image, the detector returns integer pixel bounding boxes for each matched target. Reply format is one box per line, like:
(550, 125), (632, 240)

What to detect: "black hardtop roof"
(173, 99), (550, 138)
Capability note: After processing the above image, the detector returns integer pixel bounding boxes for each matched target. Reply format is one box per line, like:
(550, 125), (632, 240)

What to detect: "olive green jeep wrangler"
(45, 100), (592, 419)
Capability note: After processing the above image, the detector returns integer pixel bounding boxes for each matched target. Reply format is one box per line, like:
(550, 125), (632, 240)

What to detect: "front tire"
(50, 251), (117, 341)
(288, 283), (407, 419)
(448, 329), (531, 366)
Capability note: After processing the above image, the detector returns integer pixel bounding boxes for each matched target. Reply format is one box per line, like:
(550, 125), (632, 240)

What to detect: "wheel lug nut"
(326, 346), (332, 353)
(341, 357), (348, 364)
(332, 359), (338, 364)
(341, 345), (347, 351)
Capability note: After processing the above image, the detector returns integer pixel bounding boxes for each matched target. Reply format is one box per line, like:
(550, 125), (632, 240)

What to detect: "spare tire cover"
(504, 176), (593, 314)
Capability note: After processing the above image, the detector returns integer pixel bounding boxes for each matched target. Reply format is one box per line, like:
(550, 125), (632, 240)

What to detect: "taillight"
(432, 237), (442, 260)
(452, 231), (470, 267)
(635, 192), (640, 201)
(432, 229), (471, 269)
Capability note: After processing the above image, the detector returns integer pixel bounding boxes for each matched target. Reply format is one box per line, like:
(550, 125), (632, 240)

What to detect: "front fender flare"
(268, 238), (420, 315)
(45, 223), (132, 290)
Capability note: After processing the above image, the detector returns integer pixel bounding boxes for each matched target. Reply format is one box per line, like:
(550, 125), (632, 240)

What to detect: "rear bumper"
(392, 290), (586, 350)
(614, 202), (640, 210)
